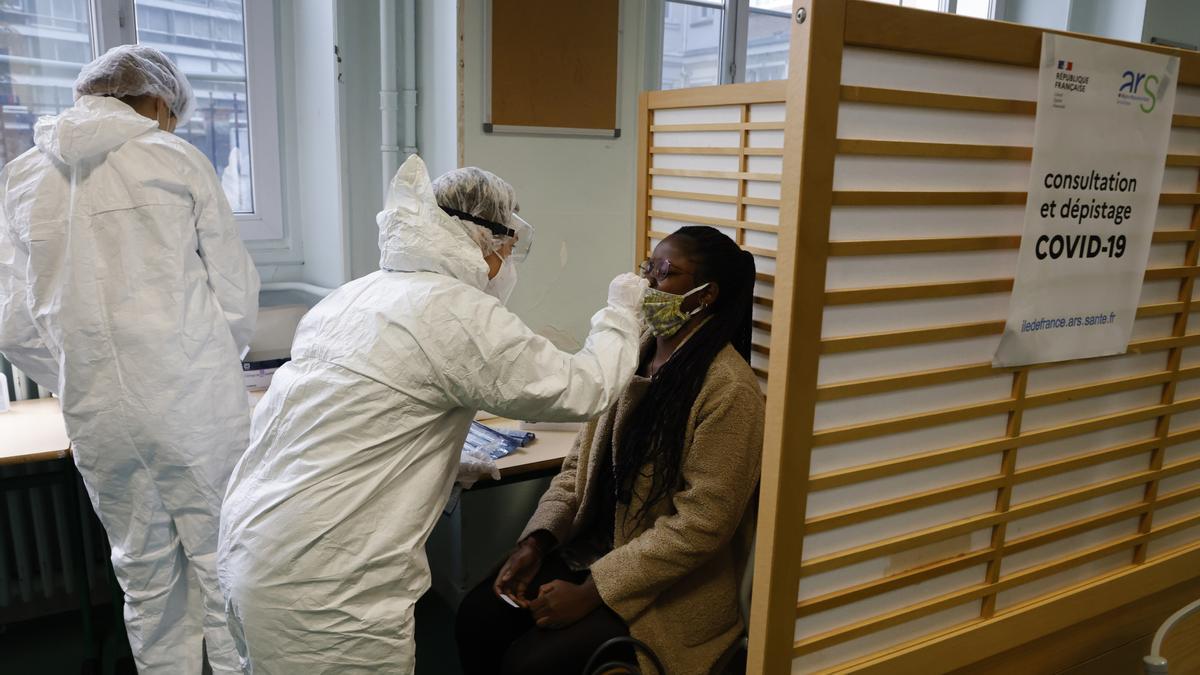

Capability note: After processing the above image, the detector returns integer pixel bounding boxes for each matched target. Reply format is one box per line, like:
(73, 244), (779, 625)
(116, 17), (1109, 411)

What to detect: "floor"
(0, 591), (467, 675)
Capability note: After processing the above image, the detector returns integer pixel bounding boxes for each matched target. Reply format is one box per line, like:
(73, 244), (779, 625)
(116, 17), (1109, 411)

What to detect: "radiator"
(1, 356), (111, 623)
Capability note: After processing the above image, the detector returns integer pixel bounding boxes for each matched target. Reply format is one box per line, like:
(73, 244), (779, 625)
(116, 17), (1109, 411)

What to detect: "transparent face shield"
(440, 206), (534, 263)
(505, 213), (534, 263)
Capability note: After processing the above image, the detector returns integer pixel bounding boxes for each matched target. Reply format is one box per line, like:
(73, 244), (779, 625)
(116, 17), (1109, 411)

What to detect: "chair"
(1143, 596), (1200, 674)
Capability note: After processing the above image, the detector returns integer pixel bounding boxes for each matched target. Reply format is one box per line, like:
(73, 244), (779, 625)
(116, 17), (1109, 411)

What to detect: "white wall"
(459, 0), (649, 348)
(1000, 0), (1072, 30)
(337, 0), (388, 281)
(1068, 0), (1146, 43)
(418, 0), (458, 180)
(1141, 0), (1200, 50)
(287, 0), (350, 289)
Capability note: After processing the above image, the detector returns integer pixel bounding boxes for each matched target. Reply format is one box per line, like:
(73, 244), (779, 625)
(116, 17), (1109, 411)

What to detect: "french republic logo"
(1054, 57), (1088, 94)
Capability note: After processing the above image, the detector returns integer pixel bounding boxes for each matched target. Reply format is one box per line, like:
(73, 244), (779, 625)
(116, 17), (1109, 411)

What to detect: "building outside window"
(660, 0), (996, 89)
(0, 0), (274, 226)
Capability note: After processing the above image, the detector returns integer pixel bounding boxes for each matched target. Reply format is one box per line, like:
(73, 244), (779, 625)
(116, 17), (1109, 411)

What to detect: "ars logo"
(1119, 70), (1161, 113)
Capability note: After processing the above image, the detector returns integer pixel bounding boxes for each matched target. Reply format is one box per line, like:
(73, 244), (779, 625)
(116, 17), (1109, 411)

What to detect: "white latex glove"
(607, 272), (649, 315)
(456, 446), (501, 489)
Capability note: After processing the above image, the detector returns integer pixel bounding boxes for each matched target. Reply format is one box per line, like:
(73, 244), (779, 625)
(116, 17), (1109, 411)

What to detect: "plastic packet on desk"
(465, 421), (521, 460)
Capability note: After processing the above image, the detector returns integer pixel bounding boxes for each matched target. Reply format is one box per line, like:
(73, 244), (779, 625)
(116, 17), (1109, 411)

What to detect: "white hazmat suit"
(218, 155), (644, 674)
(0, 81), (258, 673)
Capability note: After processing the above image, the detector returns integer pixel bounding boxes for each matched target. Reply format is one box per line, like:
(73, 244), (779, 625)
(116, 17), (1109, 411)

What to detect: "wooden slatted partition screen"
(721, 2), (1200, 673)
(636, 82), (788, 384)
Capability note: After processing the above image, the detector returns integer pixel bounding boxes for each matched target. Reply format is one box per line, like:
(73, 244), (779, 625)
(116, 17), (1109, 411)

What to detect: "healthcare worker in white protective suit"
(218, 154), (647, 674)
(0, 45), (259, 673)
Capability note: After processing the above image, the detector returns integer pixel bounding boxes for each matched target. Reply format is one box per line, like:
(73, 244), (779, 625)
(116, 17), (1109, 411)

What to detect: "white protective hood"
(35, 95), (159, 166)
(377, 155), (491, 290)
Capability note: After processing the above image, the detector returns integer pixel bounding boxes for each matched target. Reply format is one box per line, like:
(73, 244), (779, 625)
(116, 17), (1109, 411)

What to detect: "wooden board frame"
(631, 2), (1200, 674)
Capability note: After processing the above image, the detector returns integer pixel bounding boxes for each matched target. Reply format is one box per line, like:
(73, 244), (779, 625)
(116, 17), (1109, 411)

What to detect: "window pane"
(661, 1), (723, 90)
(745, 9), (790, 83)
(0, 0), (93, 169)
(955, 0), (992, 18)
(135, 0), (253, 213)
(749, 0), (793, 9)
(901, 0), (941, 10)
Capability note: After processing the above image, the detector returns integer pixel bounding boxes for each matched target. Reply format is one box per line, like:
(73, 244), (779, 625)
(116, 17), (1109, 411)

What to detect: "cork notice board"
(485, 0), (620, 136)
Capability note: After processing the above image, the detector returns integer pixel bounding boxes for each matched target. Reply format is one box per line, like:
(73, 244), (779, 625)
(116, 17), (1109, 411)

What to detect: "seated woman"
(456, 225), (765, 675)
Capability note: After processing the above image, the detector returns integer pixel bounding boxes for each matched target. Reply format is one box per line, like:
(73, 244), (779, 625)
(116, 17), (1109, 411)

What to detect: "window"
(866, 0), (996, 15)
(0, 0), (285, 244)
(661, 1), (725, 90)
(0, 0), (94, 165)
(745, 1), (791, 83)
(659, 0), (996, 88)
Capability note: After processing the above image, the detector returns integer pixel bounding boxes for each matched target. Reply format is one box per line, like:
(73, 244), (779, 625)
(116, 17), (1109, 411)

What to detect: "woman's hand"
(494, 536), (547, 607)
(529, 577), (603, 629)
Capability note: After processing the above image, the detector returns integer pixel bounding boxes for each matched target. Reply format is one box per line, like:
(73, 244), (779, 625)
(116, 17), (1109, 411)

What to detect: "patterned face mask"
(642, 283), (710, 338)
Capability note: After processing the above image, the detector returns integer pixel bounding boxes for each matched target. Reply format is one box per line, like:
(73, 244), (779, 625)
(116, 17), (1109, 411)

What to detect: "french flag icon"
(1058, 60), (1074, 71)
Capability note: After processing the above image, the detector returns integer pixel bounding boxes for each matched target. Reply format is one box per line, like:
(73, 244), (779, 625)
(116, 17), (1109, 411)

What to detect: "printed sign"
(994, 34), (1180, 367)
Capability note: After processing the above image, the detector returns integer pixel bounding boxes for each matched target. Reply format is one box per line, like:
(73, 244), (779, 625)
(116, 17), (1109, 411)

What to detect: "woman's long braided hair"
(614, 226), (757, 526)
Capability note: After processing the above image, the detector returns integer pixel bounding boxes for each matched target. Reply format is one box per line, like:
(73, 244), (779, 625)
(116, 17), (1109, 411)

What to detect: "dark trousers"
(455, 552), (633, 675)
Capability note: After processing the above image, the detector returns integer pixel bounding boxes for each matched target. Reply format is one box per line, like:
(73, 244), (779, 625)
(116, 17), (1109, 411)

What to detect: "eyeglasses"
(638, 258), (689, 282)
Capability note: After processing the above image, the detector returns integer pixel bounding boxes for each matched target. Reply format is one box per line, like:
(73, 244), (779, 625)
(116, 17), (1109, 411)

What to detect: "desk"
(0, 398), (98, 673)
(0, 398), (70, 465)
(482, 418), (579, 484)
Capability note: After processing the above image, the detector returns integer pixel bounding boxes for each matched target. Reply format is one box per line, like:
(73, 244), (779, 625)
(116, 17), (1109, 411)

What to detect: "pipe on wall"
(380, 0), (402, 191)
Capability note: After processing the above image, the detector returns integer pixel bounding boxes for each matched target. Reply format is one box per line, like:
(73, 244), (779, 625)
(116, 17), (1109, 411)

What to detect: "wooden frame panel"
(636, 2), (1200, 673)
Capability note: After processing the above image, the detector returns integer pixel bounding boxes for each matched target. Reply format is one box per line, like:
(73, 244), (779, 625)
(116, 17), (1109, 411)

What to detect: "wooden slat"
(841, 0), (1200, 87)
(649, 121), (785, 133)
(647, 209), (780, 234)
(840, 86), (1200, 129)
(796, 549), (994, 617)
(644, 80), (785, 110)
(837, 138), (1032, 161)
(649, 167), (782, 181)
(817, 363), (997, 401)
(812, 398), (1015, 447)
(807, 396), (1200, 491)
(800, 482), (1200, 621)
(832, 191), (1027, 206)
(650, 145), (741, 155)
(805, 475), (1007, 534)
(745, 1), (845, 671)
(742, 195), (782, 207)
(840, 85), (1036, 115)
(828, 236), (1020, 256)
(827, 231), (1197, 256)
(820, 319), (1003, 354)
(816, 337), (1188, 404)
(824, 278), (1014, 305)
(833, 191), (1200, 207)
(744, 244), (778, 259)
(835, 138), (1195, 167)
(799, 461), (1176, 577)
(647, 188), (739, 205)
(826, 266), (1200, 305)
(635, 93), (651, 274)
(649, 145), (785, 157)
(818, 300), (1188, 355)
(795, 532), (1149, 655)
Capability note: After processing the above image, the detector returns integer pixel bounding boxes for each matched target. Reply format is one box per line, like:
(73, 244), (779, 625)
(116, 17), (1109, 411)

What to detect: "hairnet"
(74, 45), (195, 121)
(432, 167), (519, 257)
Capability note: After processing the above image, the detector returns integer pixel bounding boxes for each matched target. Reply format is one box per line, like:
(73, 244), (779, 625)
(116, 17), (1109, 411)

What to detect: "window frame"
(653, 0), (998, 88)
(87, 0), (293, 259)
